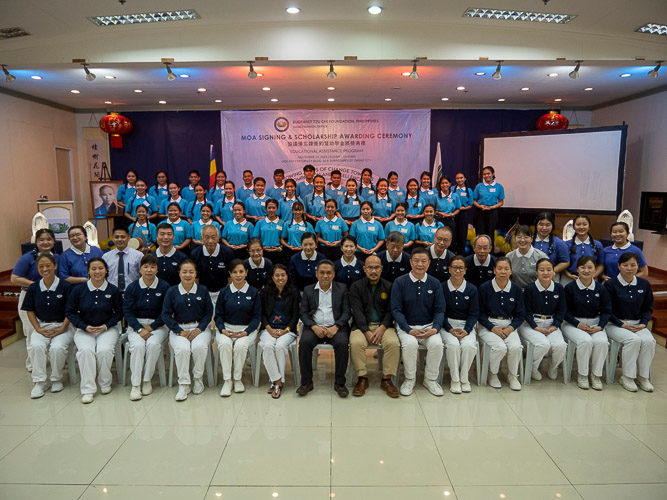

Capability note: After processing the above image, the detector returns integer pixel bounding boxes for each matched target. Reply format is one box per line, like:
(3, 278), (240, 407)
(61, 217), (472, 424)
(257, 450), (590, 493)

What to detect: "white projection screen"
(480, 126), (627, 214)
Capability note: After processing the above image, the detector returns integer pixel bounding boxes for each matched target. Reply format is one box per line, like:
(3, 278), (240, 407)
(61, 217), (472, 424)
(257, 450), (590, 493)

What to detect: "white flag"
(432, 141), (442, 186)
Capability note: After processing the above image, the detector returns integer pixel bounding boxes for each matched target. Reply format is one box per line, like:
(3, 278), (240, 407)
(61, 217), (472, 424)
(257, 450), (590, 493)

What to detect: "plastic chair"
(168, 337), (215, 388)
(440, 340), (482, 387)
(212, 334), (258, 387)
(478, 336), (524, 387)
(394, 343), (446, 387)
(254, 340), (299, 387)
(563, 337), (610, 385)
(66, 331), (126, 386)
(66, 345), (78, 385)
(122, 338), (168, 388)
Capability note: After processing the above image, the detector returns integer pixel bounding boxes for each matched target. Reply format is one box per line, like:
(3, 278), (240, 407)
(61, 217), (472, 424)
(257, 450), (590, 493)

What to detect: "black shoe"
(296, 383), (314, 396)
(334, 384), (349, 398)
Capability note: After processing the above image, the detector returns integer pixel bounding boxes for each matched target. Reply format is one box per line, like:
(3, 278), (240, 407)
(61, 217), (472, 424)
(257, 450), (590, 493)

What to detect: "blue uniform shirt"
(281, 220), (315, 247)
(523, 280), (566, 329)
(564, 279), (612, 327)
(339, 196), (361, 219)
(604, 275), (653, 326)
(441, 279), (479, 333)
(371, 196), (395, 219)
(278, 196), (301, 222)
(59, 245), (104, 280)
(601, 243), (647, 279)
(181, 185), (197, 203)
(266, 185), (287, 200)
(122, 277), (170, 331)
(566, 237), (604, 273)
(148, 185), (169, 205)
(435, 194), (460, 215)
(304, 193), (327, 218)
(215, 282), (262, 332)
(128, 222), (157, 247)
(66, 280), (123, 329)
(315, 216), (348, 245)
(160, 197), (188, 216)
(161, 283), (213, 333)
(21, 277), (71, 323)
(126, 195), (158, 217)
(236, 185), (255, 202)
(358, 184), (376, 202)
(117, 183), (136, 205)
(297, 181), (315, 200)
(477, 279), (525, 331)
(222, 219), (254, 246)
(334, 257), (364, 288)
(252, 217), (284, 248)
(405, 196), (425, 217)
(192, 220), (221, 241)
(214, 198), (236, 224)
(533, 235), (569, 267)
(326, 185), (346, 201)
(185, 200), (208, 221)
(388, 187), (406, 203)
(208, 186), (226, 205)
(245, 195), (269, 219)
(385, 220), (416, 244)
(152, 247), (188, 286)
(166, 219), (193, 247)
(452, 186), (474, 208)
(419, 188), (437, 207)
(350, 218), (386, 252)
(415, 221), (443, 244)
(473, 182), (505, 206)
(391, 273), (445, 332)
(13, 251), (62, 282)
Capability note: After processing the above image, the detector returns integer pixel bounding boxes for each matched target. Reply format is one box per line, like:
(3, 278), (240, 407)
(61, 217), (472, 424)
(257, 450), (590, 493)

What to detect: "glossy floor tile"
(624, 424), (667, 461)
(205, 486), (330, 499)
(331, 486), (457, 499)
(332, 392), (428, 426)
(82, 485), (208, 499)
(418, 388), (522, 426)
(454, 485), (582, 500)
(0, 425), (39, 460)
(237, 393), (333, 427)
(0, 484), (88, 499)
(574, 483), (667, 500)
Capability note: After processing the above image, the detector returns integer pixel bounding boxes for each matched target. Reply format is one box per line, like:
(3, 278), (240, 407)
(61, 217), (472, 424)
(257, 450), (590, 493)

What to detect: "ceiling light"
(409, 60), (419, 79)
(456, 86), (465, 90)
(30, 75), (42, 80)
(475, 72), (486, 76)
(248, 62), (257, 79)
(620, 73), (631, 78)
(584, 87), (593, 91)
(214, 99), (222, 103)
(648, 61), (663, 78)
(368, 6), (383, 15)
(133, 89), (143, 93)
(164, 62), (176, 81)
(463, 7), (575, 24)
(70, 90), (80, 94)
(548, 73), (558, 77)
(401, 72), (411, 76)
(636, 23), (667, 36)
(554, 98), (562, 102)
(197, 88), (207, 92)
(104, 101), (112, 104)
(492, 60), (503, 80)
(568, 60), (582, 79)
(327, 60), (337, 79)
(328, 98), (335, 102)
(441, 97), (449, 101)
(285, 7), (300, 14)
(520, 87), (530, 91)
(179, 74), (190, 78)
(262, 87), (271, 91)
(88, 10), (200, 26)
(104, 75), (116, 79)
(256, 73), (264, 77)
(497, 98), (505, 102)
(82, 63), (96, 81)
(158, 100), (167, 104)
(270, 98), (278, 102)
(384, 98), (392, 101)
(327, 86), (335, 90)
(2, 65), (16, 82)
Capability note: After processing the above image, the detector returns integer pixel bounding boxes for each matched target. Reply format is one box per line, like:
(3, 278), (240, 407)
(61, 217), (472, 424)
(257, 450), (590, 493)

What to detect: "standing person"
(164, 203), (192, 252)
(214, 181), (237, 226)
(259, 265), (300, 398)
(185, 184), (209, 224)
(103, 226), (142, 292)
(377, 231), (412, 282)
(427, 227), (455, 283)
(477, 257), (525, 391)
(278, 179), (300, 222)
(506, 225), (549, 289)
(296, 260), (351, 397)
(252, 198), (283, 264)
(221, 202), (254, 259)
(441, 255), (479, 394)
(162, 259), (213, 401)
(385, 203), (416, 248)
(22, 254), (73, 398)
(208, 171), (227, 205)
(473, 166), (505, 239)
(562, 256), (611, 390)
(334, 235), (365, 288)
(465, 234), (496, 289)
(415, 204), (443, 247)
(297, 164), (316, 200)
(125, 179), (159, 222)
(532, 212), (569, 279)
(604, 252), (655, 392)
(280, 201), (314, 262)
(358, 168), (375, 202)
(60, 226), (104, 286)
(152, 223), (188, 286)
(66, 258), (122, 404)
(128, 205), (157, 252)
(418, 171), (437, 207)
(391, 247), (445, 396)
(191, 203), (221, 247)
(181, 170), (201, 203)
(387, 171), (405, 203)
(601, 222), (648, 280)
(404, 178), (424, 223)
(245, 239), (274, 290)
(518, 258), (568, 382)
(266, 168), (286, 200)
(236, 170), (255, 202)
(190, 225), (235, 306)
(289, 232), (325, 292)
(245, 177), (269, 223)
(160, 182), (188, 218)
(349, 201), (386, 259)
(215, 260), (262, 396)
(349, 255), (400, 398)
(315, 198), (348, 261)
(435, 175), (460, 249)
(123, 254), (170, 401)
(339, 179), (361, 223)
(149, 170), (170, 206)
(562, 215), (604, 285)
(326, 169), (346, 200)
(116, 169), (138, 210)
(303, 174), (328, 223)
(452, 172), (474, 256)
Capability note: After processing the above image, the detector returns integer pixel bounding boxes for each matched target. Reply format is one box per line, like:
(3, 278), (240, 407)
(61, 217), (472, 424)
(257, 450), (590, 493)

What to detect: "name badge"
(368, 226), (376, 231)
(554, 294), (559, 298)
(56, 294), (63, 298)
(260, 202), (265, 207)
(638, 289), (645, 293)
(332, 225), (339, 230)
(276, 225), (283, 231)
(352, 201), (359, 205)
(355, 270), (360, 274)
(319, 200), (325, 205)
(489, 188), (496, 193)
(460, 192), (467, 197)
(172, 262), (178, 266)
(240, 227), (248, 232)
(196, 296), (202, 301)
(176, 227), (183, 231)
(217, 263), (225, 268)
(400, 228), (407, 233)
(299, 226), (306, 231)
(595, 293), (599, 297)
(464, 296), (469, 300)
(246, 296), (252, 300)
(431, 228), (437, 233)
(386, 202), (392, 207)
(368, 190), (374, 194)
(417, 203), (422, 208)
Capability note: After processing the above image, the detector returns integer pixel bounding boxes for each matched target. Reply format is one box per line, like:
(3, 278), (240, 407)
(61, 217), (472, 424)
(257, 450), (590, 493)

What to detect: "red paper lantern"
(99, 113), (133, 148)
(536, 110), (569, 130)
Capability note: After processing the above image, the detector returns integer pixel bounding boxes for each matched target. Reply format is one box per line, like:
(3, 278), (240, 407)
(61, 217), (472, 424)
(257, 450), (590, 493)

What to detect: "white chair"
(440, 340), (482, 387)
(563, 337), (610, 385)
(478, 336), (524, 387)
(122, 339), (168, 387)
(394, 344), (446, 387)
(66, 345), (78, 385)
(605, 338), (649, 385)
(66, 332), (126, 386)
(212, 336), (258, 387)
(168, 337), (215, 388)
(254, 340), (300, 388)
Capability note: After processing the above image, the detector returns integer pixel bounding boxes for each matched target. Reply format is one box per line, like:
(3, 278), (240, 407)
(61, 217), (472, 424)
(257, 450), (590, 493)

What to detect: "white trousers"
(30, 322), (74, 383)
(518, 318), (567, 371)
(478, 318), (522, 376)
(440, 318), (477, 383)
(74, 324), (120, 395)
(18, 290), (33, 369)
(605, 319), (655, 379)
(169, 324), (212, 386)
(216, 324), (258, 381)
(259, 329), (297, 383)
(127, 318), (169, 387)
(396, 323), (444, 381)
(561, 317), (608, 377)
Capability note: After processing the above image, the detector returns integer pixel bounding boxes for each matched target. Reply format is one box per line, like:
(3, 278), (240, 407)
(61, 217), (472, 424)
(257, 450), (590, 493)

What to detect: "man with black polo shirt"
(377, 231), (411, 282)
(152, 223), (188, 286)
(190, 225), (235, 305)
(465, 234), (496, 289)
(428, 226), (454, 283)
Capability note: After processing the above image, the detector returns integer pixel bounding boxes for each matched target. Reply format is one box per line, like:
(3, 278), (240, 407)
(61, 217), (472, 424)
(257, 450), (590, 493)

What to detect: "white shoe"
(638, 377), (654, 392)
(531, 368), (542, 381)
(577, 375), (589, 390)
(461, 381), (472, 393)
(50, 381), (64, 393)
(81, 393), (94, 404)
(234, 379), (245, 393)
(130, 386), (143, 401)
(400, 378), (415, 396)
(508, 374), (522, 391)
(193, 378), (205, 395)
(30, 382), (46, 399)
(547, 362), (558, 380)
(450, 380), (462, 394)
(141, 381), (153, 396)
(220, 379), (233, 397)
(175, 384), (190, 401)
(100, 386), (112, 395)
(488, 373), (501, 389)
(423, 378), (444, 396)
(620, 375), (638, 392)
(590, 375), (603, 391)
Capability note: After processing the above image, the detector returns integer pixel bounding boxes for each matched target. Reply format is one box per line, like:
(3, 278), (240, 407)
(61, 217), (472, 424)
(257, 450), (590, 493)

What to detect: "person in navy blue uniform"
(215, 259), (262, 396)
(533, 212), (569, 279)
(601, 221), (648, 280)
(66, 258), (122, 404)
(296, 260), (351, 397)
(245, 238), (273, 290)
(477, 257), (525, 391)
(377, 231), (411, 282)
(473, 166), (505, 240)
(152, 223), (188, 286)
(465, 234), (496, 289)
(562, 215), (604, 285)
(561, 256), (611, 391)
(162, 259), (213, 402)
(440, 255), (479, 394)
(427, 227), (455, 283)
(21, 254), (73, 399)
(518, 258), (568, 382)
(453, 172), (474, 256)
(123, 254), (171, 401)
(604, 252), (655, 393)
(289, 232), (325, 291)
(334, 235), (365, 288)
(190, 225), (235, 306)
(60, 225), (104, 286)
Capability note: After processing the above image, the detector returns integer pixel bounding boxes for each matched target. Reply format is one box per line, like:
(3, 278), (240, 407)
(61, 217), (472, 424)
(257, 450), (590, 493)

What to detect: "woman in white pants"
(214, 259), (262, 397)
(123, 254), (171, 401)
(162, 259), (213, 402)
(21, 254), (74, 398)
(518, 258), (568, 381)
(66, 258), (122, 404)
(440, 255), (479, 394)
(604, 252), (655, 392)
(562, 256), (611, 390)
(259, 264), (299, 398)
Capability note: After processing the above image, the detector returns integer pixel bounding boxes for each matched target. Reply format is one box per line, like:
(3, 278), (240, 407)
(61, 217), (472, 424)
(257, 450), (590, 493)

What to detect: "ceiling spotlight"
(384, 98), (392, 101)
(82, 63), (96, 81)
(568, 60), (582, 79)
(327, 60), (337, 79)
(401, 72), (411, 76)
(104, 101), (112, 104)
(328, 98), (335, 102)
(104, 75), (116, 79)
(584, 87), (593, 91)
(31, 75), (42, 80)
(133, 89), (143, 93)
(248, 62), (257, 79)
(441, 97), (449, 101)
(164, 62), (176, 81)
(456, 86), (465, 90)
(409, 60), (419, 79)
(2, 65), (16, 83)
(197, 88), (207, 92)
(327, 86), (335, 90)
(158, 100), (167, 104)
(521, 87), (530, 91)
(554, 98), (562, 102)
(270, 98), (278, 102)
(70, 90), (80, 94)
(262, 87), (271, 91)
(180, 74), (190, 78)
(548, 72), (558, 77)
(214, 99), (222, 103)
(497, 98), (506, 102)
(620, 73), (631, 77)
(475, 72), (486, 76)
(492, 61), (503, 80)
(285, 7), (300, 14)
(648, 61), (663, 78)
(368, 5), (383, 15)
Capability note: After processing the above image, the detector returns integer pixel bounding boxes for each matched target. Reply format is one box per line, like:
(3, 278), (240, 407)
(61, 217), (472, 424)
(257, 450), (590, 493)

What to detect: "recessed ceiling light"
(584, 87), (593, 91)
(133, 89), (143, 93)
(384, 98), (392, 101)
(262, 87), (271, 91)
(214, 99), (222, 103)
(548, 73), (558, 77)
(475, 72), (486, 76)
(285, 7), (301, 14)
(463, 7), (575, 24)
(636, 23), (667, 36)
(158, 100), (167, 104)
(327, 86), (335, 90)
(497, 98), (506, 102)
(197, 87), (207, 92)
(368, 6), (383, 15)
(270, 98), (278, 102)
(88, 10), (200, 26)
(554, 98), (562, 102)
(520, 87), (530, 91)
(30, 75), (42, 80)
(179, 74), (190, 78)
(401, 72), (411, 76)
(619, 73), (631, 78)
(456, 86), (465, 90)
(70, 90), (80, 94)
(104, 75), (116, 79)
(104, 100), (112, 104)
(441, 97), (449, 101)
(256, 73), (264, 77)
(328, 98), (335, 102)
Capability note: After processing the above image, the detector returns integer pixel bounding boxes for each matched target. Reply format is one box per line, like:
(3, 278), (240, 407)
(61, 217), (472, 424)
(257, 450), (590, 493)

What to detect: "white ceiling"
(1, 0), (665, 111)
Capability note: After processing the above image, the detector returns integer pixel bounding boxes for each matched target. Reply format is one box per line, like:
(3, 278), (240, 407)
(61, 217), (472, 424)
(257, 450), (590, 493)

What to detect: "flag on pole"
(209, 142), (217, 190)
(432, 141), (442, 187)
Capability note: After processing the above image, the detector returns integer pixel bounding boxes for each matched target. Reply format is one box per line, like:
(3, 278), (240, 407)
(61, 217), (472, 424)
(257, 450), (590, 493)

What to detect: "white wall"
(592, 90), (667, 270)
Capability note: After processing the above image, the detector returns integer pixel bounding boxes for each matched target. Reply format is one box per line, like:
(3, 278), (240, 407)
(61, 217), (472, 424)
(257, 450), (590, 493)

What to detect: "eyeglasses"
(434, 237), (451, 243)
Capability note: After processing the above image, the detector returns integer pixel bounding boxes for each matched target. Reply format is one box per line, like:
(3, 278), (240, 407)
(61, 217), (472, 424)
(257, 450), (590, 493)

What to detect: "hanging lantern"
(99, 113), (133, 148)
(536, 110), (569, 130)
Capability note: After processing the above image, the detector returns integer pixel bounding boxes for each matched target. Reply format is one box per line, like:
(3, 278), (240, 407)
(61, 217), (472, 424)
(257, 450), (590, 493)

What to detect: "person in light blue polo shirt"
(303, 175), (328, 223)
(278, 179), (301, 222)
(435, 176), (460, 248)
(236, 170), (255, 202)
(116, 169), (138, 210)
(160, 182), (189, 218)
(418, 171), (437, 208)
(280, 201), (314, 260)
(266, 168), (287, 200)
(339, 179), (361, 222)
(208, 171), (227, 205)
(386, 203), (416, 248)
(326, 169), (346, 200)
(245, 177), (269, 223)
(149, 170), (169, 206)
(350, 201), (386, 259)
(297, 164), (316, 200)
(387, 171), (406, 203)
(128, 205), (157, 250)
(371, 178), (395, 224)
(473, 166), (505, 240)
(222, 202), (255, 259)
(214, 181), (237, 226)
(415, 204), (444, 247)
(184, 184), (209, 224)
(453, 172), (474, 256)
(358, 168), (375, 202)
(316, 198), (349, 261)
(191, 203), (221, 246)
(181, 170), (201, 203)
(404, 178), (425, 223)
(252, 199), (284, 264)
(125, 179), (159, 221)
(165, 203), (193, 252)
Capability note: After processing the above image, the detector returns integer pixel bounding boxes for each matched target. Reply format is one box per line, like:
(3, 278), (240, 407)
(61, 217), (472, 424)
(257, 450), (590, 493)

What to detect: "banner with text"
(220, 109), (431, 184)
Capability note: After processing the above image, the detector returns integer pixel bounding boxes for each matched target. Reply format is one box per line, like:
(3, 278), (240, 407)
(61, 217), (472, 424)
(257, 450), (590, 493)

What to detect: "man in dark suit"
(297, 259), (351, 397)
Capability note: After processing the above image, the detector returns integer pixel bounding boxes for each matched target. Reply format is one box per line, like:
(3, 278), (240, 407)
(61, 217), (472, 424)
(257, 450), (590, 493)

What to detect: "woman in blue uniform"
(518, 258), (568, 382)
(371, 178), (395, 225)
(339, 178), (362, 223)
(280, 201), (314, 261)
(532, 212), (569, 279)
(561, 256), (611, 390)
(349, 201), (386, 259)
(123, 254), (171, 401)
(214, 181), (237, 226)
(245, 177), (269, 223)
(333, 235), (364, 288)
(191, 203), (220, 247)
(278, 179), (300, 222)
(315, 198), (348, 261)
(358, 168), (375, 201)
(604, 252), (655, 392)
(387, 171), (405, 203)
(184, 184), (209, 224)
(165, 203), (193, 252)
(208, 171), (227, 205)
(385, 203), (415, 248)
(252, 198), (283, 264)
(245, 238), (273, 290)
(288, 232), (325, 291)
(435, 176), (460, 246)
(404, 178), (424, 222)
(60, 226), (104, 285)
(116, 169), (138, 210)
(452, 172), (474, 256)
(415, 204), (443, 247)
(562, 214), (604, 284)
(129, 205), (157, 252)
(148, 170), (169, 207)
(473, 166), (505, 240)
(181, 170), (201, 203)
(125, 179), (159, 222)
(418, 171), (437, 207)
(303, 175), (328, 223)
(66, 257), (122, 404)
(601, 221), (648, 280)
(215, 259), (262, 396)
(21, 254), (73, 398)
(222, 202), (254, 259)
(160, 182), (188, 218)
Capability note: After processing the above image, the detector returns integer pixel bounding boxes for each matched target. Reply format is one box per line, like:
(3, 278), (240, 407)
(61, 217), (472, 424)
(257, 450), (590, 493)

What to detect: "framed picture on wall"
(90, 180), (123, 217)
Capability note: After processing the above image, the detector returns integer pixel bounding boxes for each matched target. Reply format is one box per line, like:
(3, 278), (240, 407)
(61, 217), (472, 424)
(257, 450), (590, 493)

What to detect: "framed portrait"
(90, 180), (123, 217)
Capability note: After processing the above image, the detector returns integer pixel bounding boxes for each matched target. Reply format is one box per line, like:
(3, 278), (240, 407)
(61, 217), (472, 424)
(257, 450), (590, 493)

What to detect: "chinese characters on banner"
(86, 138), (107, 181)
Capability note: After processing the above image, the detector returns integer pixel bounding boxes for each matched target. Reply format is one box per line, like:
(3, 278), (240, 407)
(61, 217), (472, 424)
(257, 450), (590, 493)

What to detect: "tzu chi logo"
(274, 117), (289, 132)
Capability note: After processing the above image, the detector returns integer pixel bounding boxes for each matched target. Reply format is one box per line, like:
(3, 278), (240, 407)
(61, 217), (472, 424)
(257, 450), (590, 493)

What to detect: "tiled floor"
(1, 339), (667, 499)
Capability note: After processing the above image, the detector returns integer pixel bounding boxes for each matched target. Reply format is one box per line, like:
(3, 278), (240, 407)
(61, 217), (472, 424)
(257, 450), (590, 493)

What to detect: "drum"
(128, 237), (143, 250)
